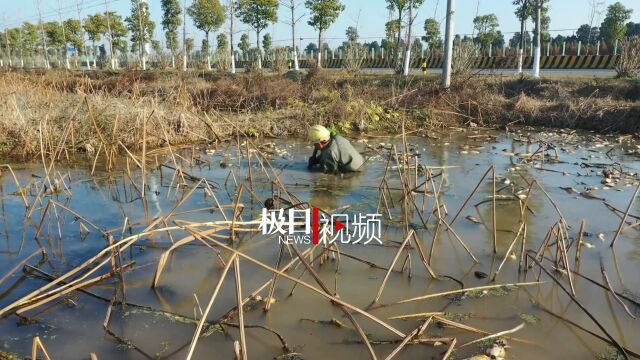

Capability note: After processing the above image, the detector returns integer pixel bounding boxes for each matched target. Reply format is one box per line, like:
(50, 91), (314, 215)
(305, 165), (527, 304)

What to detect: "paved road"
(358, 68), (617, 78)
(62, 66), (616, 78)
(244, 67), (616, 78)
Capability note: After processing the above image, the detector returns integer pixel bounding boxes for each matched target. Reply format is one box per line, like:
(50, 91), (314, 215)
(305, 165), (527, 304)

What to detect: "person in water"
(307, 125), (364, 173)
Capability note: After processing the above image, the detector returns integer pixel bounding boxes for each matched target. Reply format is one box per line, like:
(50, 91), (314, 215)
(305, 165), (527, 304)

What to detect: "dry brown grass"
(0, 69), (638, 159)
(0, 72), (216, 158)
(616, 37), (640, 79)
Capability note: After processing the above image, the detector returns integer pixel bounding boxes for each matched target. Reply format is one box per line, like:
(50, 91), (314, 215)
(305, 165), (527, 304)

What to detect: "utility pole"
(291, 1), (299, 71)
(442, 0), (455, 89)
(230, 0), (236, 74)
(531, 0), (541, 78)
(182, 0), (187, 71)
(105, 0), (115, 69)
(36, 0), (50, 69)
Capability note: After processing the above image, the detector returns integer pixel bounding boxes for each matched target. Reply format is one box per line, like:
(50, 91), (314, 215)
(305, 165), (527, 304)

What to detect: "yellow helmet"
(308, 125), (331, 143)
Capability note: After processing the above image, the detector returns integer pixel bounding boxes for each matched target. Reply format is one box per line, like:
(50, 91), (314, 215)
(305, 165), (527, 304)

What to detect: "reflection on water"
(308, 172), (365, 211)
(1, 129), (640, 359)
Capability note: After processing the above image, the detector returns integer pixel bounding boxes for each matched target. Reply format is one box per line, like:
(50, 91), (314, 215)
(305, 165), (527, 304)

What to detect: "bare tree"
(403, 0), (424, 76)
(57, 0), (70, 69)
(75, 0), (89, 69)
(280, 0), (304, 71)
(36, 0), (50, 69)
(471, 0), (480, 38)
(586, 0), (605, 55)
(104, 0), (116, 69)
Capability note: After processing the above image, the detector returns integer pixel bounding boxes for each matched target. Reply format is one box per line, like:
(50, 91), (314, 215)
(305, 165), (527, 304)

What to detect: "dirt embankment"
(0, 70), (639, 158)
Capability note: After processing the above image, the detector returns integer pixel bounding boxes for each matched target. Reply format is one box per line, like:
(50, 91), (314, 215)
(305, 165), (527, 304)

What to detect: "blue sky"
(3, 0), (640, 48)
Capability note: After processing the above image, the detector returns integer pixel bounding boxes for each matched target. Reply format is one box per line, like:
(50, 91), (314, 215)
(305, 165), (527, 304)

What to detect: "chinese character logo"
(260, 208), (382, 245)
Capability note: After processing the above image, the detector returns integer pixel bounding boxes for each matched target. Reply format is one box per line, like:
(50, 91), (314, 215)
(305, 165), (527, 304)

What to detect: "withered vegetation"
(0, 69), (638, 159)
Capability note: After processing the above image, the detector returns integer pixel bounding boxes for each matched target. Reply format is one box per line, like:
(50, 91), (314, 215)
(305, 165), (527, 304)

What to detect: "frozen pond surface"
(0, 128), (639, 359)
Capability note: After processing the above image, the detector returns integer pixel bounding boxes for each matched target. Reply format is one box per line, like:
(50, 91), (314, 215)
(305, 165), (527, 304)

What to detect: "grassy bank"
(0, 69), (639, 159)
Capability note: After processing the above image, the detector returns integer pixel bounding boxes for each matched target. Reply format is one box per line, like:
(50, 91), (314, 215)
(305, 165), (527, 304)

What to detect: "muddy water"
(1, 129), (639, 360)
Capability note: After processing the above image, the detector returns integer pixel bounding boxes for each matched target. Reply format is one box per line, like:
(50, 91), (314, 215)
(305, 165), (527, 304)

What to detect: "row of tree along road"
(0, 1), (639, 82)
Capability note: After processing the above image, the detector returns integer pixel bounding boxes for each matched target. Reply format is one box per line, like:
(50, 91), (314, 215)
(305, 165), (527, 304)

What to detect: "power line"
(25, 0), (106, 22)
(6, 0), (120, 28)
(41, 0), (106, 18)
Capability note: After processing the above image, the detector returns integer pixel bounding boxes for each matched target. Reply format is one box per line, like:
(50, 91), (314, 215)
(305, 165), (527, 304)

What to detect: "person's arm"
(322, 148), (340, 174)
(307, 148), (319, 169)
